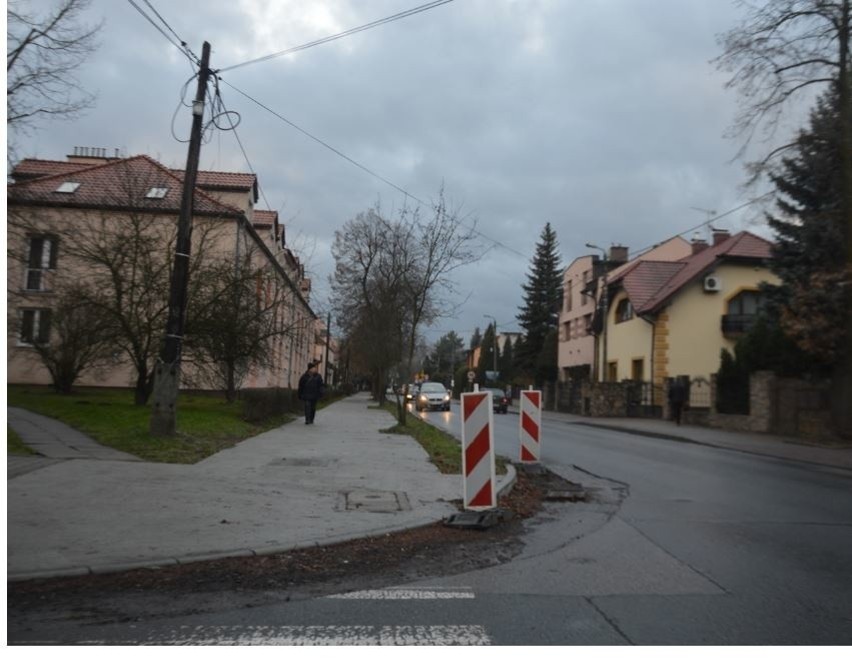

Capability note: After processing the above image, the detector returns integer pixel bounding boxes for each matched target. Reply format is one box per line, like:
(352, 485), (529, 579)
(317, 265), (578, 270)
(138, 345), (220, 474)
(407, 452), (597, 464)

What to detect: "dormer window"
(146, 187), (169, 199)
(615, 298), (634, 323)
(55, 181), (80, 194)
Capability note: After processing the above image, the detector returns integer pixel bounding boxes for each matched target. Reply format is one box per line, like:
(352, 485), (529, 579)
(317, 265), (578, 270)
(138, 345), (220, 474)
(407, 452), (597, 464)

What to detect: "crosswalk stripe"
(327, 587), (475, 600)
(145, 624), (491, 646)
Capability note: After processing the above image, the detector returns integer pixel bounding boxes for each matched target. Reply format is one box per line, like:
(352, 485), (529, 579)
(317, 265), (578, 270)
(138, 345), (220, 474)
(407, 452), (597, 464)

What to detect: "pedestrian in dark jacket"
(668, 377), (688, 426)
(298, 361), (325, 425)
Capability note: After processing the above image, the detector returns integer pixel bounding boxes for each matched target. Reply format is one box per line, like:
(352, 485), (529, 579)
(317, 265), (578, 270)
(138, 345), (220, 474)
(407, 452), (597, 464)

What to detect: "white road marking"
(327, 587), (475, 600)
(145, 624), (491, 646)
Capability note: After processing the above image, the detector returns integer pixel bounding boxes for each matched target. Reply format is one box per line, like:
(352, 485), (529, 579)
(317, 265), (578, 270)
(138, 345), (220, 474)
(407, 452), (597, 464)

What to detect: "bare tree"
(185, 246), (301, 402)
(715, 0), (851, 196)
(8, 282), (114, 393)
(331, 191), (480, 423)
(7, 0), (102, 154)
(716, 1), (852, 435)
(330, 206), (410, 405)
(401, 188), (480, 382)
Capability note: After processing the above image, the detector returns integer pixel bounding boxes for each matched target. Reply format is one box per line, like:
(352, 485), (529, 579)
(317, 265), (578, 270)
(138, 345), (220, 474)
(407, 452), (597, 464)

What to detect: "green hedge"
(240, 388), (302, 422)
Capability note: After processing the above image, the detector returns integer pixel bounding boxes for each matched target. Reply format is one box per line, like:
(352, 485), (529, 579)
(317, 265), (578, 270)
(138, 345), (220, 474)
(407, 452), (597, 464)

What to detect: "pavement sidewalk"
(508, 403), (852, 471)
(7, 394), (512, 582)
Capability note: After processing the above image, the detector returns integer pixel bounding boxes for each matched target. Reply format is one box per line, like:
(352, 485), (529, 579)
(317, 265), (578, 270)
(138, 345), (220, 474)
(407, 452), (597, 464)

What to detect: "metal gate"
(626, 381), (663, 418)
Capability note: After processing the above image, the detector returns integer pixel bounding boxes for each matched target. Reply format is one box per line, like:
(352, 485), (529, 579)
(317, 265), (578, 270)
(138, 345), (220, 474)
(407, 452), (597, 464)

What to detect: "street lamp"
(483, 314), (498, 378)
(585, 243), (608, 382)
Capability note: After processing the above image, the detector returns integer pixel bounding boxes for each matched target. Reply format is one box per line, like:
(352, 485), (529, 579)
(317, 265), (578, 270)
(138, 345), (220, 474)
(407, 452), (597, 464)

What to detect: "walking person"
(668, 377), (687, 426)
(298, 360), (325, 425)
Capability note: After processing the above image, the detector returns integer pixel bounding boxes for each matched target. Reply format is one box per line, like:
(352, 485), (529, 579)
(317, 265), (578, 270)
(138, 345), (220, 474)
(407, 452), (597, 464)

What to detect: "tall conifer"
(516, 223), (562, 383)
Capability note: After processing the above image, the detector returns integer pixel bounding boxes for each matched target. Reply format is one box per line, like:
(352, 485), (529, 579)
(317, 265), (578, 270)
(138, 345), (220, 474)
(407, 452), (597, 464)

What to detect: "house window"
(146, 187), (169, 199)
(565, 280), (573, 312)
(581, 271), (590, 305)
(606, 361), (618, 382)
(615, 298), (634, 323)
(55, 181), (80, 194)
(631, 359), (644, 381)
(584, 313), (593, 335)
(727, 290), (764, 316)
(722, 290), (765, 335)
(562, 321), (571, 342)
(19, 308), (52, 344)
(25, 235), (58, 291)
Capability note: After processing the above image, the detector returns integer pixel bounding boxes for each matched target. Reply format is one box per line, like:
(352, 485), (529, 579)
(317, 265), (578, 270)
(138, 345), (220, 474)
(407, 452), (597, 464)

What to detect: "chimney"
(712, 229), (731, 246)
(68, 146), (118, 164)
(691, 237), (709, 255)
(608, 245), (628, 264)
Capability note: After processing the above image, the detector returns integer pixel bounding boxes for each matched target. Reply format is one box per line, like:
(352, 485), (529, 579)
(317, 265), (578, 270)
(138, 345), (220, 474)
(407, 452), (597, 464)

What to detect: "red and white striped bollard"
(460, 390), (496, 510)
(519, 390), (542, 463)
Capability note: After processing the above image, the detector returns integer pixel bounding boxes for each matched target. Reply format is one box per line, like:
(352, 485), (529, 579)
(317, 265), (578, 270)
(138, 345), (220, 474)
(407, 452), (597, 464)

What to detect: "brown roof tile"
(620, 261), (686, 310)
(252, 209), (278, 227)
(8, 155), (244, 217)
(629, 231), (773, 313)
(12, 159), (90, 181)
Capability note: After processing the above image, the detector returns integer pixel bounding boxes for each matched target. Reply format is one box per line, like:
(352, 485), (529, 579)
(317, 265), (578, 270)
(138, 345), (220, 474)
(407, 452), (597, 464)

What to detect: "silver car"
(415, 382), (451, 411)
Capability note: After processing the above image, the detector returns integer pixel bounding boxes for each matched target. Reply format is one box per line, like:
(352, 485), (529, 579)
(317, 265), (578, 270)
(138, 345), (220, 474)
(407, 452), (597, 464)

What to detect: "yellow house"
(598, 230), (779, 396)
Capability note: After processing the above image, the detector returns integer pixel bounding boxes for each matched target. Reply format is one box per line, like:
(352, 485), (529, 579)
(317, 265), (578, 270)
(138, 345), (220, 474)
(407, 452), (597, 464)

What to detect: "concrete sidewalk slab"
(8, 407), (142, 462)
(7, 395), (510, 581)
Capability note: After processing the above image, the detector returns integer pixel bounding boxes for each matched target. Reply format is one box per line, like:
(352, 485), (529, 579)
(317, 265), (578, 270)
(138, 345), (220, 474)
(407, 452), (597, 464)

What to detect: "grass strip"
(378, 402), (507, 475)
(7, 386), (292, 464)
(7, 425), (38, 456)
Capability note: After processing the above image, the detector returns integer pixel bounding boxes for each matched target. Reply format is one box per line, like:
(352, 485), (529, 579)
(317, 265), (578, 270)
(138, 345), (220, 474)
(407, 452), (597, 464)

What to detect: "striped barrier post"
(460, 390), (496, 510)
(519, 390), (542, 463)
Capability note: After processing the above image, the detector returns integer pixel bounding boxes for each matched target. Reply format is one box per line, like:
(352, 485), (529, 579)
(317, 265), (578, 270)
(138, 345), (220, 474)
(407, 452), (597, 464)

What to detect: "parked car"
(415, 382), (451, 411)
(484, 387), (510, 414)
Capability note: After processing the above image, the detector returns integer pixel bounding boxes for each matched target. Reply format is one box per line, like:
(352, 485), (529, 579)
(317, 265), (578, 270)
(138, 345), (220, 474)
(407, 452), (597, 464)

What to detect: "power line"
(629, 192), (775, 258)
(218, 0), (456, 73)
(125, 0), (198, 68)
(217, 79), (529, 259)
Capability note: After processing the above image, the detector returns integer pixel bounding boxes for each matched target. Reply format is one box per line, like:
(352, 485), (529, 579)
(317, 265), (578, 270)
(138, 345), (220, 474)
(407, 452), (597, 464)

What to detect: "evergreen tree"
(426, 331), (464, 385)
(469, 326), (482, 350)
(512, 334), (530, 385)
(766, 88), (850, 372)
(499, 335), (515, 384)
(516, 223), (562, 383)
(535, 327), (559, 385)
(716, 348), (749, 415)
(476, 323), (499, 385)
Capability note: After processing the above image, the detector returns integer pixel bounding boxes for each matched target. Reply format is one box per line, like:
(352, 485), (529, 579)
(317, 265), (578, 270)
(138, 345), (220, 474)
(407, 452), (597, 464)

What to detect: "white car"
(415, 382), (451, 411)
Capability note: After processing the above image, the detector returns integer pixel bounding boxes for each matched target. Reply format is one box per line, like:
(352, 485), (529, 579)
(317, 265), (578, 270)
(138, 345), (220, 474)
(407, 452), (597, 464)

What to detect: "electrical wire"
(629, 192), (775, 258)
(217, 0), (456, 73)
(218, 79), (528, 259)
(125, 0), (197, 67)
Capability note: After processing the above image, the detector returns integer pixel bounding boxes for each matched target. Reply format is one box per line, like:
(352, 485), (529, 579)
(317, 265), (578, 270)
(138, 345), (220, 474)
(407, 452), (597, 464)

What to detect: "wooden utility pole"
(150, 42), (212, 436)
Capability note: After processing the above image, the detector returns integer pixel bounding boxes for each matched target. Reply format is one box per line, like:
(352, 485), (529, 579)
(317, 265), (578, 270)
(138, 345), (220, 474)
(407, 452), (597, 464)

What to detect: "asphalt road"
(10, 403), (852, 645)
(409, 402), (852, 644)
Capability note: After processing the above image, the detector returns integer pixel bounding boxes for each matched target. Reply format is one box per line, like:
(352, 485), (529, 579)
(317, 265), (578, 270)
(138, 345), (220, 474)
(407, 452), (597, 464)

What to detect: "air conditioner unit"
(704, 275), (722, 292)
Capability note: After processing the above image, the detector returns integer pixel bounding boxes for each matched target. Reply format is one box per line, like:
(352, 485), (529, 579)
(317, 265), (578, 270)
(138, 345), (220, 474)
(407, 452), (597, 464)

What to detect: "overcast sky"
(13, 0), (796, 347)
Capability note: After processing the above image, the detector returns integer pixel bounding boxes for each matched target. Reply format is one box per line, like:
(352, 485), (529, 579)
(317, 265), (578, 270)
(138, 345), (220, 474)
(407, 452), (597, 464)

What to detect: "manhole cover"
(340, 490), (411, 513)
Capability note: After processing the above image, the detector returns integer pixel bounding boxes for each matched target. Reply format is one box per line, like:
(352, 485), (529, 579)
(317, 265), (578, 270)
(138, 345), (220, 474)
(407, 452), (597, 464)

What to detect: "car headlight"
(443, 394), (450, 401)
(419, 394), (427, 401)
